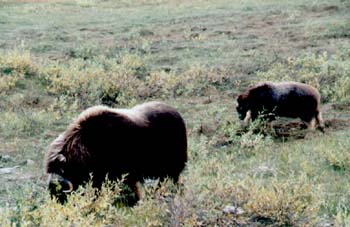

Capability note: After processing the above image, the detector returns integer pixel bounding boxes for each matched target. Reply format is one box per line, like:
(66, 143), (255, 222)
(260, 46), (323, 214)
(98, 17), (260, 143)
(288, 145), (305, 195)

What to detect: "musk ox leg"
(242, 110), (251, 127)
(300, 113), (317, 131)
(307, 118), (316, 131)
(118, 179), (141, 207)
(316, 111), (325, 132)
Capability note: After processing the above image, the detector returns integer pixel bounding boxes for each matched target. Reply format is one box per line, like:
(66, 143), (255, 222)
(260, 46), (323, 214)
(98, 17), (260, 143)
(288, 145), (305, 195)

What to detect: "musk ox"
(236, 81), (324, 131)
(45, 101), (188, 205)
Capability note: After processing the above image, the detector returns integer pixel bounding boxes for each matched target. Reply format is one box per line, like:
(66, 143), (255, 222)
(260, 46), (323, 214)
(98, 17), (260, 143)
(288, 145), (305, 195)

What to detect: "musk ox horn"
(62, 179), (73, 193)
(48, 174), (73, 193)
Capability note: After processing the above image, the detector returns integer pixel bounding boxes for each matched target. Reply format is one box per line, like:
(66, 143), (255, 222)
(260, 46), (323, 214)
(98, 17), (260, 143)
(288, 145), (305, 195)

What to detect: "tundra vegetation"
(0, 0), (350, 226)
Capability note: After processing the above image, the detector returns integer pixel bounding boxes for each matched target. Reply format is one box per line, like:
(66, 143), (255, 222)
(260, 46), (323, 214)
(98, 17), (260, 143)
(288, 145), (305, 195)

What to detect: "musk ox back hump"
(135, 102), (188, 180)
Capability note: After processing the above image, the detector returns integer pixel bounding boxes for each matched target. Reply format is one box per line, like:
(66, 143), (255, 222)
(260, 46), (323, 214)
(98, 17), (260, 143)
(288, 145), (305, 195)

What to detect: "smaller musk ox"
(45, 101), (188, 206)
(236, 82), (324, 131)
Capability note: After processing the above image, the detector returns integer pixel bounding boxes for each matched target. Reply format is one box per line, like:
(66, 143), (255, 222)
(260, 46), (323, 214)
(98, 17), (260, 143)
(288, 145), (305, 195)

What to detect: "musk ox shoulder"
(236, 81), (324, 131)
(45, 101), (188, 205)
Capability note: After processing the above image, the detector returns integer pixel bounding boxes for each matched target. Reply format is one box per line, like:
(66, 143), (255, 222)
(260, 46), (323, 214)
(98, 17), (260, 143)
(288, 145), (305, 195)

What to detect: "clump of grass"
(215, 177), (320, 226)
(0, 50), (38, 94)
(182, 173), (321, 226)
(0, 50), (37, 77)
(0, 110), (54, 139)
(257, 50), (350, 103)
(321, 139), (350, 171)
(40, 54), (148, 107)
(1, 181), (119, 226)
(68, 44), (101, 60)
(224, 115), (273, 156)
(0, 179), (169, 227)
(39, 53), (232, 107)
(238, 131), (268, 156)
(0, 50), (235, 108)
(146, 65), (231, 98)
(244, 178), (320, 226)
(335, 209), (350, 227)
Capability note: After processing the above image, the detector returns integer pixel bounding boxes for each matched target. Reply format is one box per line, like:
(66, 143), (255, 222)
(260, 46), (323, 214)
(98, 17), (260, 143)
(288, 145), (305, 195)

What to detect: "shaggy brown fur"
(236, 81), (324, 131)
(45, 101), (188, 205)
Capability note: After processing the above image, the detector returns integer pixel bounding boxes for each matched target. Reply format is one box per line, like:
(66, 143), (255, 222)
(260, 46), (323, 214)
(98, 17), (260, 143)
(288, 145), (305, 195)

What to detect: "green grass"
(0, 0), (350, 226)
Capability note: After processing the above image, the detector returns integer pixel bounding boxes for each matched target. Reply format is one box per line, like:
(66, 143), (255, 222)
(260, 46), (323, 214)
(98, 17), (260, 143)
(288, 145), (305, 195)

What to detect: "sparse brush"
(322, 140), (350, 171)
(0, 50), (37, 77)
(241, 177), (320, 226)
(335, 209), (350, 227)
(257, 50), (350, 103)
(0, 50), (234, 108)
(39, 55), (147, 107)
(0, 110), (54, 138)
(238, 132), (267, 155)
(146, 65), (231, 98)
(249, 185), (317, 225)
(225, 116), (273, 156)
(0, 50), (38, 94)
(0, 178), (169, 227)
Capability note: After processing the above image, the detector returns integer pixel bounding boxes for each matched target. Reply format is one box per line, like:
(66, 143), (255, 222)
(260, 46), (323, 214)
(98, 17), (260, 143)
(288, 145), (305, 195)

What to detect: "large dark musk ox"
(45, 101), (188, 206)
(236, 81), (324, 131)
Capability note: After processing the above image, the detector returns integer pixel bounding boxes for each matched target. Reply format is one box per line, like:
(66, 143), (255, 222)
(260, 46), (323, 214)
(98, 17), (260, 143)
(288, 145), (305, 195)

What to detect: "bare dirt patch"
(253, 117), (349, 140)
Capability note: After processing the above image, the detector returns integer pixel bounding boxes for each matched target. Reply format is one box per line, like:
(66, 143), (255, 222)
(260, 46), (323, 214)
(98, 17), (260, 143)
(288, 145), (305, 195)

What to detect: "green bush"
(39, 54), (233, 107)
(40, 55), (148, 107)
(0, 179), (169, 227)
(0, 51), (38, 94)
(0, 50), (235, 108)
(318, 136), (350, 171)
(244, 178), (320, 226)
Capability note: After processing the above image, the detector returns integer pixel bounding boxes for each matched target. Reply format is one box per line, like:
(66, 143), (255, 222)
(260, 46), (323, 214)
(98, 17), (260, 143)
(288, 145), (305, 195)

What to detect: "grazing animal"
(45, 101), (188, 205)
(236, 81), (324, 131)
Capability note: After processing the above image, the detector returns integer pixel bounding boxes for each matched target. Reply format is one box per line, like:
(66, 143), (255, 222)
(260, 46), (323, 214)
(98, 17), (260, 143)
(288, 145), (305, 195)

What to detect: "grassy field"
(0, 0), (350, 226)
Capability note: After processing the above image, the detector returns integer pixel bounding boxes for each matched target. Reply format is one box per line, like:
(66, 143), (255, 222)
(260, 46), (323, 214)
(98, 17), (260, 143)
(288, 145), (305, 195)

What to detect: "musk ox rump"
(236, 81), (324, 131)
(45, 101), (188, 205)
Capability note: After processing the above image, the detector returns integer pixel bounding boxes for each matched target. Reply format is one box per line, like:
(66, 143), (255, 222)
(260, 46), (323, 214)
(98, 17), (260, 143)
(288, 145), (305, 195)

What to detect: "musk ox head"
(46, 155), (72, 203)
(236, 94), (249, 120)
(45, 134), (81, 203)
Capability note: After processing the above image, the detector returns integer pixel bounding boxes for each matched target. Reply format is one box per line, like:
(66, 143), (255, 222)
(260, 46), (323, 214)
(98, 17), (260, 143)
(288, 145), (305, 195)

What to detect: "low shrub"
(0, 50), (38, 94)
(335, 209), (350, 227)
(319, 137), (350, 171)
(40, 54), (233, 107)
(244, 178), (320, 226)
(40, 55), (148, 107)
(145, 65), (231, 98)
(0, 179), (168, 227)
(0, 50), (235, 108)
